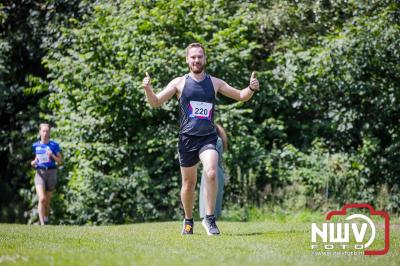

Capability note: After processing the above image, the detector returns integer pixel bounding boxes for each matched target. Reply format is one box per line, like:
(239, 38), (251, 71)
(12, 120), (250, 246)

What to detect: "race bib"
(36, 146), (50, 164)
(37, 152), (50, 164)
(189, 101), (213, 120)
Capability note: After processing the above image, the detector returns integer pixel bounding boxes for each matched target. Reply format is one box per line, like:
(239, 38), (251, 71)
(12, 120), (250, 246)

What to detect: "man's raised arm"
(142, 72), (178, 108)
(216, 71), (260, 102)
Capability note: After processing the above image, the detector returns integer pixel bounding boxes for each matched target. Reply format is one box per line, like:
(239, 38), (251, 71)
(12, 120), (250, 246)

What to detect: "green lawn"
(0, 221), (398, 266)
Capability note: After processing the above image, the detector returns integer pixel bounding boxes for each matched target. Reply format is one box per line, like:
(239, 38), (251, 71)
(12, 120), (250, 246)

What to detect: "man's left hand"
(249, 71), (259, 91)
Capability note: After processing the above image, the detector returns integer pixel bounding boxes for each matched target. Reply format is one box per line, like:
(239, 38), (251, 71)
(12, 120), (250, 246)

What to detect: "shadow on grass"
(224, 232), (265, 236)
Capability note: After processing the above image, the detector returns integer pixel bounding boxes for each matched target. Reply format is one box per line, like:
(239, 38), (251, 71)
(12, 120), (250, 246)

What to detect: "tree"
(44, 0), (261, 224)
(0, 0), (94, 222)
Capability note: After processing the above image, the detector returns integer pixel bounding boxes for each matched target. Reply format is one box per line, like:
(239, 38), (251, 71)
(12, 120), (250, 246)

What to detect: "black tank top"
(179, 74), (216, 136)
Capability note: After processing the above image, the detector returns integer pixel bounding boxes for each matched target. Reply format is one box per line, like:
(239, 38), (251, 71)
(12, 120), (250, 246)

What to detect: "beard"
(189, 63), (204, 74)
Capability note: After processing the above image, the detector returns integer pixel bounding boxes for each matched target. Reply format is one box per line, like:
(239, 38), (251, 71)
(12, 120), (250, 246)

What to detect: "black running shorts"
(178, 133), (218, 167)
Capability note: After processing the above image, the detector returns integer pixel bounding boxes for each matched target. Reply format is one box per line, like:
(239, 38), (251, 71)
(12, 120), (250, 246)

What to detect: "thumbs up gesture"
(249, 71), (259, 91)
(143, 72), (152, 90)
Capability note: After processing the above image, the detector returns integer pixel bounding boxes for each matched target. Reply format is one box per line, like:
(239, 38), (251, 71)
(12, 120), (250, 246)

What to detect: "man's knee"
(39, 196), (47, 205)
(182, 178), (196, 191)
(205, 169), (217, 183)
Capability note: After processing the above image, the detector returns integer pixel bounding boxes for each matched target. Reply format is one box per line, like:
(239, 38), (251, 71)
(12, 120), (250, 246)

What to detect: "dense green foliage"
(44, 0), (260, 224)
(257, 1), (400, 210)
(1, 0), (399, 224)
(0, 0), (95, 222)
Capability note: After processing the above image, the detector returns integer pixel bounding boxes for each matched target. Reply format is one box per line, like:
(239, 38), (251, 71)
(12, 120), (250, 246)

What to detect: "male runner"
(142, 43), (259, 235)
(31, 123), (62, 225)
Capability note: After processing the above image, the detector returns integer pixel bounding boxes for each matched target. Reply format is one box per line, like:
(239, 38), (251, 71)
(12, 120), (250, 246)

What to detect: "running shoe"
(202, 215), (220, 235)
(182, 219), (194, 235)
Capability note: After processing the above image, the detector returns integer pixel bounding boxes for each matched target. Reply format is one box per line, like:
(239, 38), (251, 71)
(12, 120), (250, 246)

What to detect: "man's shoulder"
(169, 75), (186, 91)
(32, 141), (40, 147)
(209, 75), (225, 90)
(49, 140), (61, 152)
(171, 75), (186, 84)
(209, 75), (223, 82)
(49, 140), (60, 147)
(32, 141), (40, 149)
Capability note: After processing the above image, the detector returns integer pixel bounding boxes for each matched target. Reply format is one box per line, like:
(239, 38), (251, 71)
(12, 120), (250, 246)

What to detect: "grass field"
(0, 220), (399, 266)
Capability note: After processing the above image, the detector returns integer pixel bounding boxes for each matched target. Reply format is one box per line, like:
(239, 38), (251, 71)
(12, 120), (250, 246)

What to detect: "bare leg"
(35, 185), (46, 225)
(45, 191), (53, 222)
(180, 164), (198, 219)
(199, 149), (218, 216)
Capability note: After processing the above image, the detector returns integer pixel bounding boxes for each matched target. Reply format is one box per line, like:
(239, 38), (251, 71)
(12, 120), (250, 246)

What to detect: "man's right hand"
(143, 72), (151, 90)
(31, 159), (37, 168)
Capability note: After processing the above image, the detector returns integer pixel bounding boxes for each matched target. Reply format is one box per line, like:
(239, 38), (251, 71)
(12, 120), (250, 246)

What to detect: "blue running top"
(179, 74), (216, 136)
(32, 140), (61, 169)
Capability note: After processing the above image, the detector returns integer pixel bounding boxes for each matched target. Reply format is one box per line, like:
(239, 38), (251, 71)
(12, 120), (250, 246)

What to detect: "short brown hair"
(186, 43), (205, 56)
(39, 123), (51, 130)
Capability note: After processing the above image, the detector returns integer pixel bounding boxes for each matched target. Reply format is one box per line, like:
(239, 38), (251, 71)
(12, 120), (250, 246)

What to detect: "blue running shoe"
(202, 215), (220, 235)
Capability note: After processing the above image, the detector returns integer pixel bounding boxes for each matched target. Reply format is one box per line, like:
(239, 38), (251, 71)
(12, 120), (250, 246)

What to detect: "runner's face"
(186, 47), (206, 74)
(39, 125), (50, 141)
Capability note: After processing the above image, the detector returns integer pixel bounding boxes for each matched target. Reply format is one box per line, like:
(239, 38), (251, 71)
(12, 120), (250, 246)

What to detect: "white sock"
(44, 216), (49, 223)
